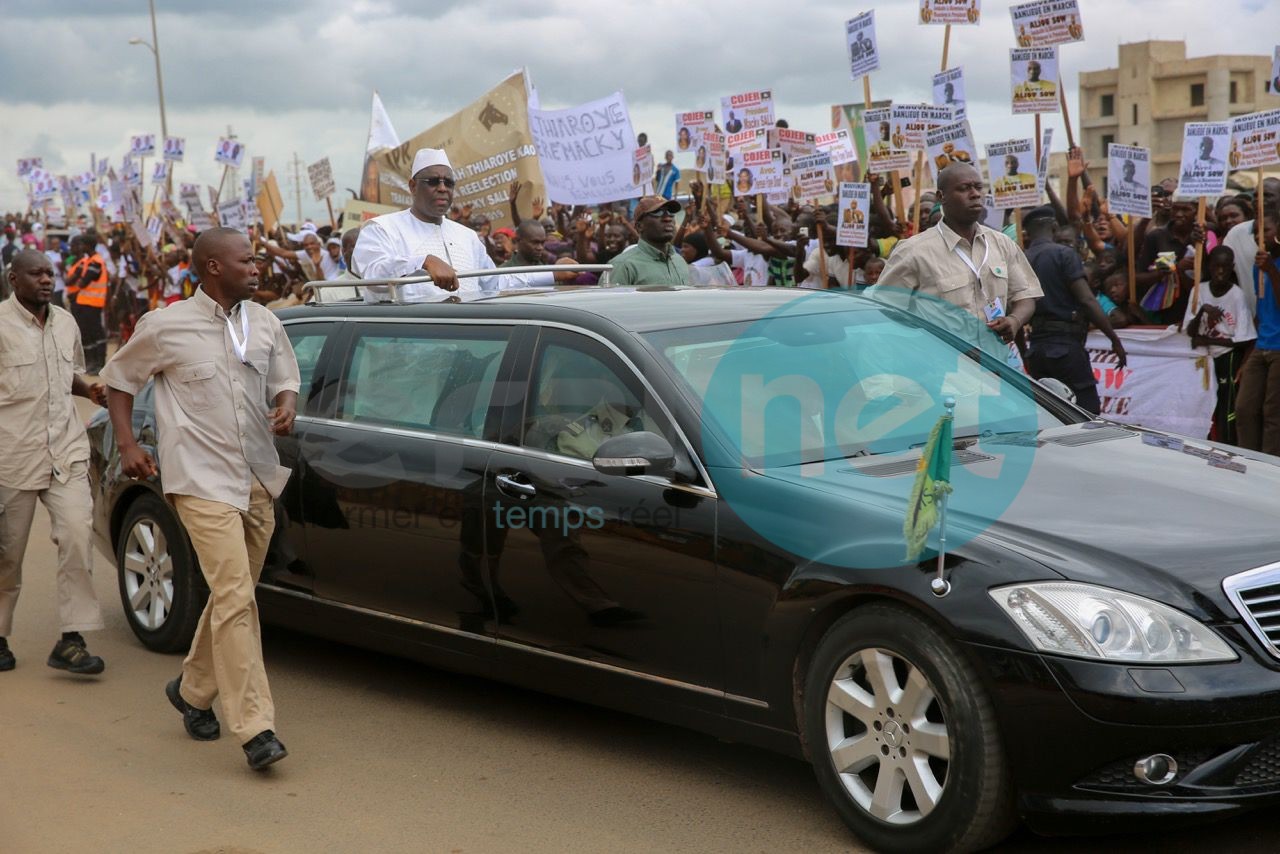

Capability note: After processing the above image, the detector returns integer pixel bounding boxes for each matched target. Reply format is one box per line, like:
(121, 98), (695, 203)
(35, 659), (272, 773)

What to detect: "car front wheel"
(803, 604), (1015, 853)
(116, 493), (204, 653)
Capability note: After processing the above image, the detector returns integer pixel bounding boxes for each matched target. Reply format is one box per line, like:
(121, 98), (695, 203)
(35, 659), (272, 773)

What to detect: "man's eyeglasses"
(420, 176), (456, 188)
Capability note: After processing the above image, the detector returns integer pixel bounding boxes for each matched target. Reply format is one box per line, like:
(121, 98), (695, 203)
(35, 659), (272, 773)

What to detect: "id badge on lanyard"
(226, 304), (250, 365)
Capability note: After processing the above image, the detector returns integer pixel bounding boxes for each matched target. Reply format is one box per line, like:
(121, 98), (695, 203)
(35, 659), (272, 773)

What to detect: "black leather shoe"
(243, 730), (288, 771)
(165, 676), (220, 741)
(47, 636), (105, 674)
(0, 644), (14, 672)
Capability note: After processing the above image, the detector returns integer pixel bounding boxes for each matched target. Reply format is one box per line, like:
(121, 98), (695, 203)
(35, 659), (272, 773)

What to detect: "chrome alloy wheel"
(825, 647), (952, 825)
(121, 518), (175, 630)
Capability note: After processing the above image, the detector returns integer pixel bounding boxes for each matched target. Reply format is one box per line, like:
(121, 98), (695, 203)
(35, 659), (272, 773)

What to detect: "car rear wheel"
(116, 494), (204, 653)
(803, 604), (1015, 853)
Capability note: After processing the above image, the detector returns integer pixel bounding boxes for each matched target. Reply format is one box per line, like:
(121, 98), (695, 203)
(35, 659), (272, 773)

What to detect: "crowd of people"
(3, 134), (1278, 454)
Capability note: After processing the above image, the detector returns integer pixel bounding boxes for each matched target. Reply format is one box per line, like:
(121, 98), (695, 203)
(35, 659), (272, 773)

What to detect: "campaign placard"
(1107, 144), (1152, 219)
(865, 107), (912, 174)
(218, 198), (247, 230)
(307, 157), (336, 201)
(163, 136), (185, 162)
(836, 182), (871, 249)
(767, 167), (793, 205)
(17, 157), (42, 177)
(130, 134), (156, 157)
(96, 156), (109, 178)
(1011, 0), (1083, 47)
(151, 161), (169, 184)
(777, 128), (817, 163)
(702, 130), (727, 183)
(791, 153), (836, 201)
(1036, 128), (1054, 195)
(632, 145), (655, 192)
(987, 138), (1040, 209)
(721, 90), (774, 134)
(814, 129), (858, 167)
(1272, 47), (1280, 97)
(214, 137), (247, 168)
(845, 11), (880, 80)
(1176, 122), (1231, 199)
(1229, 109), (1280, 170)
(889, 104), (954, 152)
(726, 127), (769, 153)
(926, 120), (978, 181)
(675, 111), (714, 154)
(74, 171), (95, 188)
(736, 148), (784, 198)
(919, 0), (981, 25)
(932, 67), (967, 122)
(1010, 47), (1059, 114)
(30, 174), (59, 201)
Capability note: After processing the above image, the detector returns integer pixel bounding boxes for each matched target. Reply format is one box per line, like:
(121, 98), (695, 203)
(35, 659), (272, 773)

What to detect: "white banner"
(721, 90), (775, 134)
(1176, 122), (1231, 200)
(845, 11), (880, 80)
(1228, 109), (1280, 170)
(1108, 143), (1152, 218)
(1010, 47), (1059, 114)
(1011, 0), (1084, 47)
(1086, 328), (1216, 438)
(932, 67), (967, 121)
(920, 0), (981, 25)
(163, 136), (185, 162)
(836, 182), (871, 248)
(308, 157), (336, 201)
(529, 90), (644, 206)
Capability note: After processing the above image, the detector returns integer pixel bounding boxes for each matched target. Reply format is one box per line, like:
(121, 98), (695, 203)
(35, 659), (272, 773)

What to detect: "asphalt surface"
(2, 402), (1276, 853)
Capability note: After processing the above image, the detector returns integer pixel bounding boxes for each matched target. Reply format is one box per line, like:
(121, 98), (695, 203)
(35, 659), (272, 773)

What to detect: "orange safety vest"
(69, 254), (110, 308)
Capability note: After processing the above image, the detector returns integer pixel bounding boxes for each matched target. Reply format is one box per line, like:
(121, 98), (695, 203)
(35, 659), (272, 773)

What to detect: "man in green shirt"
(610, 197), (690, 286)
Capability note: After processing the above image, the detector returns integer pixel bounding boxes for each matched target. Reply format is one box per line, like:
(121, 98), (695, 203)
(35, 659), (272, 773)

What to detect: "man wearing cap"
(352, 148), (498, 301)
(609, 197), (690, 286)
(1022, 206), (1126, 414)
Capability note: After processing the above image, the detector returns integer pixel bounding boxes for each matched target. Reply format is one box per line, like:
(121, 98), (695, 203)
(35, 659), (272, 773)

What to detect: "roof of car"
(277, 286), (879, 333)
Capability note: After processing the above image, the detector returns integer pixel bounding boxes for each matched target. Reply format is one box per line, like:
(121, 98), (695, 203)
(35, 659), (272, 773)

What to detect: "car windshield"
(645, 304), (1069, 467)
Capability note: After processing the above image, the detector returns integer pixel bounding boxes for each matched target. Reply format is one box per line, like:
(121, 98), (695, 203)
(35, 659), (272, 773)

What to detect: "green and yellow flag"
(904, 411), (954, 561)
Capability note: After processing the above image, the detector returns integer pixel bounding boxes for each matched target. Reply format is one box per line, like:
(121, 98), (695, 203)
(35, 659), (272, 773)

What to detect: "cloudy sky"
(2, 0), (1276, 220)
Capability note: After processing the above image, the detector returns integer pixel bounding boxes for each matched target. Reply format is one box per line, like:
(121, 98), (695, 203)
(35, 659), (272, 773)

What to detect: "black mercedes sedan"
(87, 286), (1280, 852)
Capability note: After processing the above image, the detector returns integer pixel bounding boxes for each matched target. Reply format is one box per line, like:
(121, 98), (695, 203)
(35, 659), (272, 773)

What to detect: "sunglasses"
(642, 208), (675, 220)
(419, 176), (456, 188)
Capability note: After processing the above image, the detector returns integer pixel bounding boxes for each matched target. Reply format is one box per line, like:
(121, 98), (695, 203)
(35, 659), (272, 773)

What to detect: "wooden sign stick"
(1127, 221), (1137, 304)
(1259, 167), (1267, 300)
(213, 165), (230, 209)
(940, 24), (951, 72)
(1057, 77), (1077, 150)
(1191, 196), (1207, 314)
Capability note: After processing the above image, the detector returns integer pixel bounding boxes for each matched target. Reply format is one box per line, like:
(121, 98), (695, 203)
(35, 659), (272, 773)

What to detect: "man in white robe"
(353, 148), (500, 302)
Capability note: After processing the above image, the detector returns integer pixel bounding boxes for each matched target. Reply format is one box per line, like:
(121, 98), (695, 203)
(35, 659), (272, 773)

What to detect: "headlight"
(990, 582), (1236, 663)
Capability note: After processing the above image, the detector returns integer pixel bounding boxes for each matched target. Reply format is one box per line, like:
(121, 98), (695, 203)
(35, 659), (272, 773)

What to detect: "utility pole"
(291, 151), (305, 225)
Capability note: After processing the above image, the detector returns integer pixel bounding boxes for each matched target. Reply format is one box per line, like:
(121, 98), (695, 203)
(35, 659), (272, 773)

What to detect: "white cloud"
(2, 0), (1277, 216)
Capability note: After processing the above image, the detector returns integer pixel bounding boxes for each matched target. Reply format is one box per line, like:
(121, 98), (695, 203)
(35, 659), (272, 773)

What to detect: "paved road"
(2, 410), (1275, 853)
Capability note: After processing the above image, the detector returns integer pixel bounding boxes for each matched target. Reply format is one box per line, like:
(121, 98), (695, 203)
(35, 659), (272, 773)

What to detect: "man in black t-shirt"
(1023, 207), (1126, 414)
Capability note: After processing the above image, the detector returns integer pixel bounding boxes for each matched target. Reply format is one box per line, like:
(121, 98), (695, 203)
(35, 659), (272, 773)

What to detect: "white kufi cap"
(411, 148), (453, 177)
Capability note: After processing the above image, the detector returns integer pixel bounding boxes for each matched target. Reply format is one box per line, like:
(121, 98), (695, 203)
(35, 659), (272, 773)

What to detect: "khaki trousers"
(172, 479), (276, 744)
(0, 463), (104, 637)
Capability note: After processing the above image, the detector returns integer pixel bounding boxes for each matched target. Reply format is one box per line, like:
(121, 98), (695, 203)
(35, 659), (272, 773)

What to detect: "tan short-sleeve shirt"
(875, 219), (1043, 318)
(0, 298), (89, 490)
(100, 289), (301, 511)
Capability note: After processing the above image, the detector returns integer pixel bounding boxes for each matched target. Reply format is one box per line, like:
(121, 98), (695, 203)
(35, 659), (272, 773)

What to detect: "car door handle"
(495, 473), (537, 499)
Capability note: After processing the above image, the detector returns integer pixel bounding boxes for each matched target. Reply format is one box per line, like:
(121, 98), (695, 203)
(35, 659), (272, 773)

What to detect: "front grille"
(1236, 740), (1280, 787)
(1223, 562), (1280, 660)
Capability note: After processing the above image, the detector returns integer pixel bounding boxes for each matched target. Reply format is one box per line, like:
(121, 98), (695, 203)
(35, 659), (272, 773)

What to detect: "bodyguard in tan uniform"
(102, 227), (300, 771)
(872, 163), (1042, 350)
(0, 249), (108, 675)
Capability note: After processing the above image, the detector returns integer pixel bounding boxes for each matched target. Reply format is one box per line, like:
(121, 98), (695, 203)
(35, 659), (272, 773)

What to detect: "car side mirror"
(592, 431), (675, 477)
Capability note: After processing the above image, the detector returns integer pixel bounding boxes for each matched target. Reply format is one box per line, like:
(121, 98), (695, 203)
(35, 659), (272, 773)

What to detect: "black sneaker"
(47, 636), (105, 675)
(0, 639), (13, 672)
(243, 730), (288, 771)
(165, 675), (221, 741)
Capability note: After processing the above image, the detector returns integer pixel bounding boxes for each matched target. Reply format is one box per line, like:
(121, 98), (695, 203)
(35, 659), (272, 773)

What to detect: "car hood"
(750, 423), (1280, 617)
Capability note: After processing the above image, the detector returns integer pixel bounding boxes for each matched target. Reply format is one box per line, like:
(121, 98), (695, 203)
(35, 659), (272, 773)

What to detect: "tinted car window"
(523, 330), (667, 460)
(340, 324), (509, 438)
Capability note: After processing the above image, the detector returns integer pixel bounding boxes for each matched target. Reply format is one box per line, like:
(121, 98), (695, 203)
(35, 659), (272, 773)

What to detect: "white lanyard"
(952, 236), (989, 281)
(225, 303), (250, 365)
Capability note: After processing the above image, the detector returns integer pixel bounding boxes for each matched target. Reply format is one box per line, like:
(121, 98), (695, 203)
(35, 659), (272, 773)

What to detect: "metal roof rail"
(305, 264), (616, 304)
